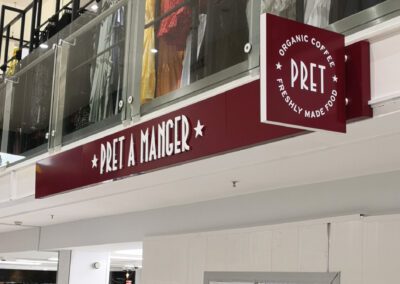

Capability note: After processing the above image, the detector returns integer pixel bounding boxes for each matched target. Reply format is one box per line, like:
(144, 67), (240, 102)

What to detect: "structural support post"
(29, 0), (38, 51)
(72, 0), (80, 20)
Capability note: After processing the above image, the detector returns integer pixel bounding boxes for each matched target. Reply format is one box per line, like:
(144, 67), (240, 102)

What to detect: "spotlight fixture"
(91, 3), (99, 11)
(39, 43), (49, 49)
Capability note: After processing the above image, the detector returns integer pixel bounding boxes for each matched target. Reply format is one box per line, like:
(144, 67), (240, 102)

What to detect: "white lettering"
(140, 129), (149, 163)
(174, 116), (181, 154)
(128, 134), (135, 167)
(100, 144), (106, 175)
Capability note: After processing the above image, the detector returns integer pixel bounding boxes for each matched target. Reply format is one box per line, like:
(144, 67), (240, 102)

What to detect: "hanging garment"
(155, 0), (191, 96)
(29, 56), (53, 132)
(141, 0), (156, 104)
(56, 10), (72, 34)
(63, 30), (95, 134)
(89, 4), (125, 122)
(304, 0), (331, 28)
(329, 0), (385, 23)
(6, 48), (20, 77)
(157, 0), (192, 50)
(156, 37), (184, 97)
(181, 14), (207, 87)
(361, 0), (386, 9)
(261, 0), (297, 20)
(198, 0), (249, 79)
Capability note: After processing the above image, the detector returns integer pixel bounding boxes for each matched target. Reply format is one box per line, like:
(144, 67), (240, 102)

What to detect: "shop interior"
(0, 242), (142, 284)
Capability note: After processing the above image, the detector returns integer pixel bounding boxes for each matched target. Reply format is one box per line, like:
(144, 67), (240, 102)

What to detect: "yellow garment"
(140, 0), (156, 104)
(6, 48), (20, 77)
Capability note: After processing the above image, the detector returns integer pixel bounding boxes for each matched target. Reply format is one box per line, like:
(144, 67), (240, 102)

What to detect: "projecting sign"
(260, 13), (346, 132)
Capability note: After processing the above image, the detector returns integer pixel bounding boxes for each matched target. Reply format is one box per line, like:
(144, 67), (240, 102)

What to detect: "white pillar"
(57, 250), (110, 284)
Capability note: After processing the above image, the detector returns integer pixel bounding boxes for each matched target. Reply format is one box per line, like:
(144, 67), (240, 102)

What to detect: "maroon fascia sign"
(35, 14), (372, 198)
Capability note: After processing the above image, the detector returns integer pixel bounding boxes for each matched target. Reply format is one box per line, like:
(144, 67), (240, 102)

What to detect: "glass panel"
(5, 51), (54, 157)
(61, 3), (127, 138)
(260, 0), (391, 29)
(261, 0), (299, 20)
(211, 282), (255, 284)
(140, 0), (250, 105)
(328, 0), (387, 24)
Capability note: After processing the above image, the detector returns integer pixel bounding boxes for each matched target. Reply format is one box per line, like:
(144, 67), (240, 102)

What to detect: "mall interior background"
(0, 0), (399, 283)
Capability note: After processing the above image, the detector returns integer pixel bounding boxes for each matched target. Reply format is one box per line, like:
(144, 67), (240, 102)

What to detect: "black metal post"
(37, 0), (42, 28)
(0, 6), (6, 62)
(30, 0), (38, 51)
(296, 0), (305, 23)
(72, 0), (80, 20)
(4, 26), (10, 66)
(20, 13), (26, 49)
(55, 0), (61, 21)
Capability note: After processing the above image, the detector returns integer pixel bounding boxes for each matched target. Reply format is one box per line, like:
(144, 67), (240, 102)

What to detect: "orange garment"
(156, 37), (184, 97)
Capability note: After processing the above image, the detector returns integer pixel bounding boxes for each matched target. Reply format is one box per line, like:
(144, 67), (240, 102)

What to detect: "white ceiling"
(0, 105), (399, 234)
(0, 0), (31, 8)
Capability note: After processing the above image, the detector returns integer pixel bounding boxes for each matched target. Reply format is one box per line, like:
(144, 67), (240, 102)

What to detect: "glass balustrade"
(56, 2), (129, 143)
(2, 49), (55, 159)
(0, 0), (398, 166)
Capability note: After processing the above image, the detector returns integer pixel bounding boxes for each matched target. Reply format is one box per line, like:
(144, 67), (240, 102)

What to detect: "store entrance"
(204, 272), (340, 284)
(0, 250), (58, 284)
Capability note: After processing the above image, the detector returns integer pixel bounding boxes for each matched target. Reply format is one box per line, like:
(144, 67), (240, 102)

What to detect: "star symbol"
(193, 120), (205, 138)
(333, 75), (338, 83)
(276, 62), (282, 70)
(91, 155), (98, 168)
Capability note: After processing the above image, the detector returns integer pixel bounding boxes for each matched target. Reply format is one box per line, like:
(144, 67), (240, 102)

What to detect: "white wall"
(141, 215), (400, 284)
(0, 164), (36, 202)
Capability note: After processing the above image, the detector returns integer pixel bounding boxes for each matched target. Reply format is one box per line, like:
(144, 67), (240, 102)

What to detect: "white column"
(57, 250), (111, 284)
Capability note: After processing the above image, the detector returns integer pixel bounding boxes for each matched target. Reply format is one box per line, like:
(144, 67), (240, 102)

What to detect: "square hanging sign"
(260, 13), (346, 132)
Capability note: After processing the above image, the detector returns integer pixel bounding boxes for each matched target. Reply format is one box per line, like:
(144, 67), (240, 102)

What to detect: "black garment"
(7, 54), (54, 155)
(63, 29), (95, 135)
(195, 0), (249, 80)
(330, 0), (386, 23)
(57, 11), (73, 33)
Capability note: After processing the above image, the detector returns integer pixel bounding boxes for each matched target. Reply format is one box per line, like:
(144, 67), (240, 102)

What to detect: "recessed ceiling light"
(114, 249), (143, 256)
(110, 256), (142, 261)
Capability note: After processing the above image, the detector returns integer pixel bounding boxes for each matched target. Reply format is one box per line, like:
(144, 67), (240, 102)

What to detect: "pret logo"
(276, 34), (339, 119)
(261, 13), (346, 132)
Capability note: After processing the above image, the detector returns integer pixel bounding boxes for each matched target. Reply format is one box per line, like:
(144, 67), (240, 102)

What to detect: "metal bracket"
(58, 39), (76, 46)
(4, 76), (19, 84)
